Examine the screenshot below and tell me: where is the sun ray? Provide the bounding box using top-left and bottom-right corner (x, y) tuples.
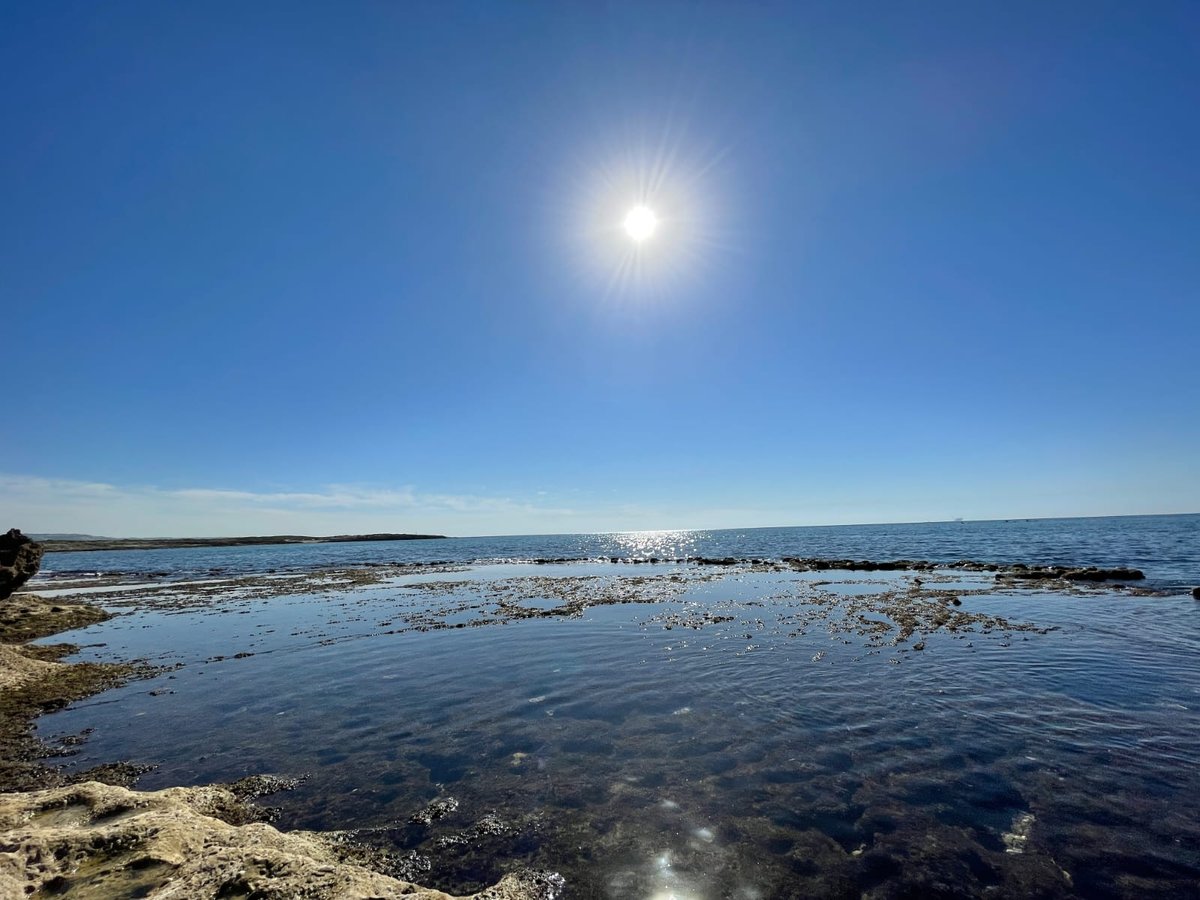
(552, 107), (737, 313)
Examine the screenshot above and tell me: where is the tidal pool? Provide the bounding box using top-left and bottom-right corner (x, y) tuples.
(33, 563), (1200, 898)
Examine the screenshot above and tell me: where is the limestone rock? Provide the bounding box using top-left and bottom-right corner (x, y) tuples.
(0, 781), (544, 899)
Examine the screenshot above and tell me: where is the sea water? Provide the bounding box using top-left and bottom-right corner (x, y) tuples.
(38, 513), (1200, 590)
(28, 515), (1200, 898)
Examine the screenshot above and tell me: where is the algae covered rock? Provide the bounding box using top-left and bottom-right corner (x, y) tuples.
(0, 529), (43, 600)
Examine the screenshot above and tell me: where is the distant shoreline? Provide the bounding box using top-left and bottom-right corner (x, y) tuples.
(40, 533), (447, 554)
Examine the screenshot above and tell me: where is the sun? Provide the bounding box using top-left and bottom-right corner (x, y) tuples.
(623, 205), (658, 242)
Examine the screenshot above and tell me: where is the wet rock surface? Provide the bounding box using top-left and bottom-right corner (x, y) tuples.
(412, 796), (461, 825)
(0, 593), (109, 645)
(0, 781), (549, 899)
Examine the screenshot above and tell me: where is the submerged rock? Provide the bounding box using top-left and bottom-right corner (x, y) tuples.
(0, 529), (43, 601)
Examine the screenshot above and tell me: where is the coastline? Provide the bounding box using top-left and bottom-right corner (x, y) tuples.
(4, 545), (1190, 897)
(39, 532), (448, 554)
(0, 591), (543, 899)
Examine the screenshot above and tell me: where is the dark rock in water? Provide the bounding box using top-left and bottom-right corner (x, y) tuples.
(75, 760), (155, 789)
(0, 529), (44, 600)
(997, 564), (1144, 582)
(409, 796), (459, 826)
(1062, 566), (1144, 581)
(1192, 587), (1200, 601)
(779, 556), (941, 573)
(226, 774), (306, 802)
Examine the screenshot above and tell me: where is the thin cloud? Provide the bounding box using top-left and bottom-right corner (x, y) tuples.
(0, 473), (578, 537)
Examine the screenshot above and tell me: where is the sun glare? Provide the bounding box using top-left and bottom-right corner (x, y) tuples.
(559, 125), (728, 304)
(623, 205), (658, 242)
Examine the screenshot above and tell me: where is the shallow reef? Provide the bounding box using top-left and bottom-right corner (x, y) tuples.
(8, 558), (1198, 898)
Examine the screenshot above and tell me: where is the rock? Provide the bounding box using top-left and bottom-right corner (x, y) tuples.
(410, 796), (459, 825)
(0, 529), (44, 601)
(0, 644), (58, 691)
(692, 556), (740, 566)
(1192, 587), (1200, 601)
(997, 564), (1145, 582)
(1061, 566), (1144, 582)
(0, 781), (545, 899)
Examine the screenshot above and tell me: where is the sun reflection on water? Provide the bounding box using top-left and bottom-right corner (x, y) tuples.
(646, 850), (706, 900)
(605, 529), (706, 560)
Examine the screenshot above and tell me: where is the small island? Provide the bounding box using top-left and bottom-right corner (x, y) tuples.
(39, 533), (447, 554)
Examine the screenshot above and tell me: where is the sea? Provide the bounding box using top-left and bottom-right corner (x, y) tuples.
(27, 514), (1200, 898)
(38, 514), (1200, 591)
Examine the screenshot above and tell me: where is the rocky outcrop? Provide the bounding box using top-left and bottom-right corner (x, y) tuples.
(0, 781), (545, 900)
(0, 529), (43, 601)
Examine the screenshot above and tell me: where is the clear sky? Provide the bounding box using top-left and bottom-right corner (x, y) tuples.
(3, 1), (1198, 537)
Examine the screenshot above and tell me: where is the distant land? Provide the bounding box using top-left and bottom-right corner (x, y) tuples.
(37, 533), (447, 553)
(28, 534), (109, 542)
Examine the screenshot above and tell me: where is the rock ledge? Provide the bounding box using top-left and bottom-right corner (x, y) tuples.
(0, 781), (543, 899)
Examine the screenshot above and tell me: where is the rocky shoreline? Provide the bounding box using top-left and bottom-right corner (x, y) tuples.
(0, 550), (1179, 898)
(0, 592), (545, 899)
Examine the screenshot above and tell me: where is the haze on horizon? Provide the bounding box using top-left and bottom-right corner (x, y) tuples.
(3, 2), (1198, 539)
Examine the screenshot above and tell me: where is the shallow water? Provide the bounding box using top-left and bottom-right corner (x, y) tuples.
(35, 561), (1200, 898)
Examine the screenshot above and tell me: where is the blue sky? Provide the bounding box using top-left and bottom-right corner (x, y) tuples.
(3, 1), (1198, 536)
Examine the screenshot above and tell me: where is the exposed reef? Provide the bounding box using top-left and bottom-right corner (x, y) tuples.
(21, 556), (1154, 652)
(530, 554), (1147, 583)
(782, 557), (1144, 582)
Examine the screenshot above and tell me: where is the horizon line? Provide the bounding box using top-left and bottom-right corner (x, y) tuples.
(33, 510), (1199, 544)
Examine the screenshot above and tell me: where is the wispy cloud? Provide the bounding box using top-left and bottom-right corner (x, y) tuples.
(0, 474), (582, 537)
(13, 471), (1167, 538)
